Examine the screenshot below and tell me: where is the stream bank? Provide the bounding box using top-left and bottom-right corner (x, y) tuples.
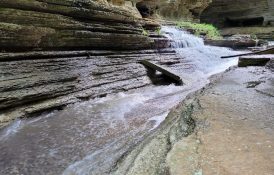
(110, 65), (274, 175)
(167, 66), (274, 175)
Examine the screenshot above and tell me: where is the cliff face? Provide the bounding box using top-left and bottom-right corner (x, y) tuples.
(0, 0), (182, 128)
(134, 0), (211, 21)
(201, 0), (274, 28)
(159, 0), (211, 21)
(0, 0), (158, 51)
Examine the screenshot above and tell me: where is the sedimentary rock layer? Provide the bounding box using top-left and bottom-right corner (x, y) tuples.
(0, 49), (187, 128)
(159, 0), (211, 21)
(134, 0), (211, 21)
(201, 0), (274, 28)
(0, 0), (158, 51)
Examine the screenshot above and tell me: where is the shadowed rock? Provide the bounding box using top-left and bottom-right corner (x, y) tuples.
(238, 55), (274, 67)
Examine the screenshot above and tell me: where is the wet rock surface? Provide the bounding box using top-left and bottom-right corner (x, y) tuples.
(205, 35), (265, 49)
(167, 67), (274, 175)
(110, 96), (197, 175)
(221, 27), (274, 40)
(238, 54), (274, 67)
(205, 39), (258, 49)
(108, 66), (274, 175)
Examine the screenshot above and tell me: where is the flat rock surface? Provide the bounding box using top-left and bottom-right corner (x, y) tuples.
(240, 54), (274, 59)
(167, 67), (274, 175)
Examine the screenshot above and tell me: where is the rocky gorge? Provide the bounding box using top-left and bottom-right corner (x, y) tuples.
(0, 0), (163, 127)
(0, 0), (274, 175)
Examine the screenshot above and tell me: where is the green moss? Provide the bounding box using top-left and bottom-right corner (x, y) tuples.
(0, 22), (22, 30)
(156, 27), (162, 35)
(142, 28), (149, 36)
(176, 21), (222, 40)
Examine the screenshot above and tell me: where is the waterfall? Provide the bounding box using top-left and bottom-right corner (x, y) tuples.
(269, 41), (274, 46)
(161, 26), (241, 77)
(161, 26), (204, 48)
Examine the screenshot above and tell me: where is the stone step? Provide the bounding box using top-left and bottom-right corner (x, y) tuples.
(238, 54), (274, 67)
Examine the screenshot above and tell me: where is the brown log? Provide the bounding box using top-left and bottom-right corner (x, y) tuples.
(140, 60), (183, 85)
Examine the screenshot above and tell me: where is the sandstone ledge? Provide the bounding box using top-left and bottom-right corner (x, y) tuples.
(0, 49), (182, 128)
(0, 0), (160, 51)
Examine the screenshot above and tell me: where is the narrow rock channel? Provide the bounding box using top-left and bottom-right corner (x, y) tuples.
(0, 27), (243, 174)
(1, 0), (274, 174)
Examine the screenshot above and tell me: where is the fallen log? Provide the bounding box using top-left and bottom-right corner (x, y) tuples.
(221, 47), (274, 59)
(140, 60), (183, 85)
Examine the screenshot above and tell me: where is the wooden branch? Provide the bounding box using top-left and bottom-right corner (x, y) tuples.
(221, 47), (274, 59)
(140, 60), (183, 85)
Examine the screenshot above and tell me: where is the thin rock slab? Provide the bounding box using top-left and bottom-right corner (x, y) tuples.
(238, 54), (274, 67)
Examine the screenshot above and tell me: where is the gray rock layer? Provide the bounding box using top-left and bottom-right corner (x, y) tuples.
(0, 49), (184, 128)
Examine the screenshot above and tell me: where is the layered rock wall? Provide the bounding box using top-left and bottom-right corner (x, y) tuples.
(0, 0), (166, 127)
(133, 0), (211, 21)
(0, 49), (186, 128)
(159, 0), (211, 21)
(201, 0), (274, 28)
(0, 0), (157, 51)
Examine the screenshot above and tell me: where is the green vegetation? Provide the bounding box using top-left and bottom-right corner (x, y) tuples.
(250, 34), (258, 40)
(176, 21), (222, 40)
(142, 28), (149, 36)
(142, 27), (163, 36)
(156, 27), (162, 35)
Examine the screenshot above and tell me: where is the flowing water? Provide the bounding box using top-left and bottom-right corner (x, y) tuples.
(269, 41), (274, 46)
(0, 26), (243, 175)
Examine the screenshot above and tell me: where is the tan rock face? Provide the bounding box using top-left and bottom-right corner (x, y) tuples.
(159, 0), (212, 21)
(133, 0), (211, 21)
(201, 0), (274, 28)
(0, 0), (158, 51)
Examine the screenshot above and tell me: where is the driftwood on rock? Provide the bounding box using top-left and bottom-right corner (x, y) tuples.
(221, 47), (274, 58)
(140, 60), (183, 85)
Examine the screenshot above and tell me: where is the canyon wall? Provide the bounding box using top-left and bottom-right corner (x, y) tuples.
(134, 0), (211, 21)
(0, 0), (178, 127)
(158, 0), (211, 21)
(0, 0), (158, 51)
(201, 0), (274, 28)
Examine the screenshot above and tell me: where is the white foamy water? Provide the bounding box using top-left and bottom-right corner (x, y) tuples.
(269, 41), (274, 46)
(148, 111), (170, 131)
(161, 26), (204, 48)
(0, 26), (244, 175)
(0, 120), (22, 140)
(161, 26), (241, 81)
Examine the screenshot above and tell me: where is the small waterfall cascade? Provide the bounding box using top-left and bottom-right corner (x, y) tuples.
(269, 41), (274, 46)
(161, 26), (241, 77)
(161, 26), (204, 48)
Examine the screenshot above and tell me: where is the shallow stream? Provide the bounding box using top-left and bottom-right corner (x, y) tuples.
(0, 26), (243, 175)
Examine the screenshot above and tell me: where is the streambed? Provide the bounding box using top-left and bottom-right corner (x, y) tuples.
(0, 27), (243, 175)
